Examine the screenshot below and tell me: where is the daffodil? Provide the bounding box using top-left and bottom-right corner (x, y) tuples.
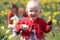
(44, 13), (48, 16)
(8, 34), (14, 40)
(52, 19), (57, 24)
(52, 2), (56, 10)
(44, 12), (51, 16)
(53, 12), (58, 16)
(40, 0), (46, 4)
(47, 0), (51, 3)
(1, 26), (5, 32)
(48, 16), (51, 20)
(5, 30), (11, 35)
(55, 0), (60, 2)
(13, 0), (18, 4)
(47, 5), (50, 9)
(57, 12), (60, 15)
(1, 10), (4, 13)
(5, 9), (9, 15)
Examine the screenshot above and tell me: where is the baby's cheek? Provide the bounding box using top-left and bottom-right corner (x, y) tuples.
(28, 12), (31, 16)
(35, 13), (39, 15)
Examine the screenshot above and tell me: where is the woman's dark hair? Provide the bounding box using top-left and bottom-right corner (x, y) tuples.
(10, 4), (18, 11)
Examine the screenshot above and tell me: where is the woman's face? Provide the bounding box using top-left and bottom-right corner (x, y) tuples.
(11, 8), (18, 15)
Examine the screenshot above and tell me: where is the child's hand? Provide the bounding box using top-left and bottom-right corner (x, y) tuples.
(20, 24), (29, 30)
(47, 20), (53, 26)
(11, 25), (15, 28)
(8, 24), (12, 28)
(8, 24), (15, 28)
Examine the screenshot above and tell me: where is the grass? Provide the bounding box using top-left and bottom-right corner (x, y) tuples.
(0, 16), (60, 40)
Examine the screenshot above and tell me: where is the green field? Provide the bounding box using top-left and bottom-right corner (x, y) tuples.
(0, 0), (60, 40)
(0, 15), (60, 40)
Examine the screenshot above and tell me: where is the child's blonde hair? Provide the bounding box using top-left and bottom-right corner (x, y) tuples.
(26, 0), (41, 10)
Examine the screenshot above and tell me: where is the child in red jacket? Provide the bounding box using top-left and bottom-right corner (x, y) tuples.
(15, 0), (52, 40)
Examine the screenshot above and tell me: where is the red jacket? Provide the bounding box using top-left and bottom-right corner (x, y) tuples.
(15, 17), (52, 38)
(8, 11), (13, 24)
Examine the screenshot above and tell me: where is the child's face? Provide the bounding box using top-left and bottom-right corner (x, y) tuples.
(26, 1), (41, 20)
(17, 11), (23, 17)
(17, 8), (25, 17)
(27, 7), (41, 20)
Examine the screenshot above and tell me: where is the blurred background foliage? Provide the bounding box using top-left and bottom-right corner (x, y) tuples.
(0, 0), (60, 40)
